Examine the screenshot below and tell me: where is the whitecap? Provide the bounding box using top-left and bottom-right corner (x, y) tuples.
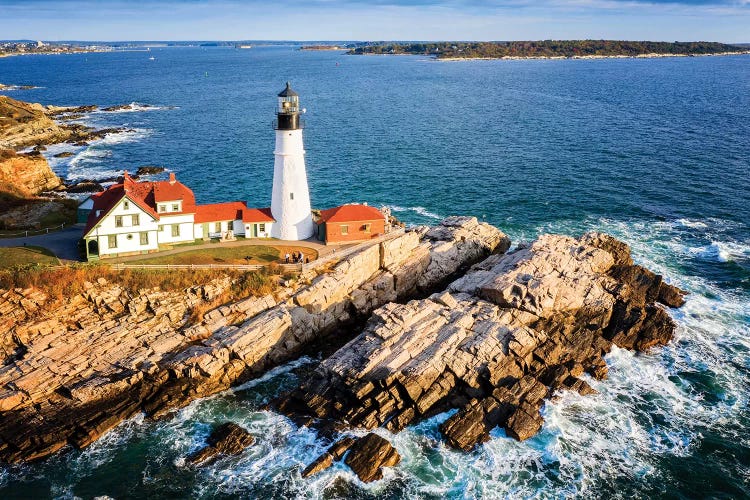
(386, 205), (444, 221)
(690, 240), (750, 263)
(675, 218), (708, 229)
(97, 102), (178, 114)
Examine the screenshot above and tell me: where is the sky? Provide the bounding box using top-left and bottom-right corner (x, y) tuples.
(0, 0), (748, 43)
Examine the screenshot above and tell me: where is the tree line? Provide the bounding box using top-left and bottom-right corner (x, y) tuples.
(347, 40), (747, 59)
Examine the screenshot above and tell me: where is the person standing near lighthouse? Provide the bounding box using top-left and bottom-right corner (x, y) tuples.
(270, 82), (314, 241)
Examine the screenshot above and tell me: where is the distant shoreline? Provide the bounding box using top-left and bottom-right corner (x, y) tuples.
(436, 51), (750, 61)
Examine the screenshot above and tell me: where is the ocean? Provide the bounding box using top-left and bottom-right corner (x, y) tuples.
(0, 46), (748, 499)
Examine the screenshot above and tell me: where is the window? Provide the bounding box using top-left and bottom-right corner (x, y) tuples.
(362, 223), (371, 233)
(171, 224), (180, 237)
(126, 234), (133, 240)
(172, 203), (179, 212)
(123, 201), (129, 210)
(259, 223), (266, 232)
(140, 232), (148, 245)
(108, 235), (117, 249)
(159, 205), (166, 213)
(215, 222), (221, 232)
(290, 193), (294, 200)
(115, 215), (123, 228)
(132, 214), (140, 226)
(340, 225), (349, 235)
(158, 225), (164, 232)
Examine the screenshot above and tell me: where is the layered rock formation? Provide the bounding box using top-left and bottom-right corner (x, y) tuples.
(0, 150), (61, 197)
(0, 217), (507, 463)
(0, 96), (66, 150)
(276, 232), (685, 476)
(187, 422), (255, 465)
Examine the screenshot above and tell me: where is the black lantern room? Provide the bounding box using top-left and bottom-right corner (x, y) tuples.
(276, 82), (300, 130)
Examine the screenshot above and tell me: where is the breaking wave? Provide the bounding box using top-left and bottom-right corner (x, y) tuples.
(1, 214), (748, 498)
(96, 102), (178, 114)
(48, 128), (153, 182)
(387, 205), (444, 222)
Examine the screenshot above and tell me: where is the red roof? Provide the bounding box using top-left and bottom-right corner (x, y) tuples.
(83, 172), (196, 236)
(194, 201), (247, 224)
(318, 204), (385, 224)
(83, 172), (276, 237)
(242, 207), (275, 223)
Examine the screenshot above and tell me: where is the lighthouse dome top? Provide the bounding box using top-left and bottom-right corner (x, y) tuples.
(278, 82), (299, 98)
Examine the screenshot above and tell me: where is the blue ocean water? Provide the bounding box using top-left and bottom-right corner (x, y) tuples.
(1, 46), (749, 499)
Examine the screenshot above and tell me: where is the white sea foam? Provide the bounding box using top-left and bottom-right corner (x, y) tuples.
(387, 205), (444, 221)
(2, 214), (747, 498)
(57, 128), (152, 181)
(96, 102), (178, 114)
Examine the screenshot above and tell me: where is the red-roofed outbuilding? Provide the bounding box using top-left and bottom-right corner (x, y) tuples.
(317, 204), (386, 244)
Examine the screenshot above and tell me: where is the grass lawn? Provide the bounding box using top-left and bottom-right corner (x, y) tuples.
(115, 244), (318, 265)
(0, 246), (59, 268)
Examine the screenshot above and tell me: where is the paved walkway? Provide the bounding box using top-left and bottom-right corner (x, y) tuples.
(111, 237), (349, 264)
(0, 225), (84, 261)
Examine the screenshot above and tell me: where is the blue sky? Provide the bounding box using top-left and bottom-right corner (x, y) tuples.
(0, 0), (748, 42)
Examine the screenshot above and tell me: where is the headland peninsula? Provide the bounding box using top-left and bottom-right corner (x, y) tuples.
(348, 40), (750, 59)
(0, 89), (687, 484)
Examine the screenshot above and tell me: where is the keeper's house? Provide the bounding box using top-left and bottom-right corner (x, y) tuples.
(317, 204), (386, 244)
(80, 172), (274, 260)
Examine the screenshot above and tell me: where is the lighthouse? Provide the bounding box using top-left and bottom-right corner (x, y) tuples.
(270, 82), (314, 241)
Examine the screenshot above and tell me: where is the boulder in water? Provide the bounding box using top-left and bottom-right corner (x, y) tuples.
(187, 422), (255, 465)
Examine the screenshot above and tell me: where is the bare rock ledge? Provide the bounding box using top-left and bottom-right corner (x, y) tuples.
(0, 217), (507, 463)
(276, 232), (685, 478)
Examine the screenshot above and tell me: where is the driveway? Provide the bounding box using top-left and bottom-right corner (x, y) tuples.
(0, 225), (84, 261)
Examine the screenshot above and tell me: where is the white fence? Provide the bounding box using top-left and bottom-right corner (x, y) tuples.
(0, 223), (68, 239)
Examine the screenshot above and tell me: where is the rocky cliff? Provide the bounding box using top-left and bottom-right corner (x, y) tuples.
(0, 150), (61, 197)
(0, 96), (68, 150)
(275, 232), (685, 479)
(0, 217), (508, 463)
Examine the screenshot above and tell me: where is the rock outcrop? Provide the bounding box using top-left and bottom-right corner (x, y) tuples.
(187, 422), (255, 465)
(277, 232), (685, 474)
(0, 96), (66, 150)
(344, 433), (401, 483)
(0, 150), (62, 197)
(1, 95), (130, 153)
(0, 217), (507, 463)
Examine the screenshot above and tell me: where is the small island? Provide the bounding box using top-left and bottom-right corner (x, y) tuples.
(348, 40), (750, 59)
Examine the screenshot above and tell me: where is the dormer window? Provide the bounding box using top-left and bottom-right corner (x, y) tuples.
(172, 203), (179, 212)
(159, 205), (166, 213)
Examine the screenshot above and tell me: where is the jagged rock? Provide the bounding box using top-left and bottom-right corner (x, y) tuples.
(187, 422), (254, 464)
(301, 435), (356, 478)
(0, 150), (61, 196)
(275, 232), (685, 456)
(343, 433), (400, 483)
(135, 165), (165, 176)
(0, 218), (506, 463)
(1, 96), (68, 149)
(302, 452), (333, 478)
(64, 180), (104, 193)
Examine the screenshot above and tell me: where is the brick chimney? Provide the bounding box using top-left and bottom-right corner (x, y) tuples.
(169, 172), (176, 184)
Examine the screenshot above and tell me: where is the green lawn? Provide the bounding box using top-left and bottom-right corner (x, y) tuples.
(0, 246), (59, 268)
(116, 245), (283, 265)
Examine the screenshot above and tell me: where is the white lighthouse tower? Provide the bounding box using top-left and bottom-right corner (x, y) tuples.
(270, 82), (314, 241)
